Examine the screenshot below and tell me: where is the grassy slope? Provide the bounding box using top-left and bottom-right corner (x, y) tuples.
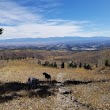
(0, 59), (110, 82)
(0, 59), (110, 110)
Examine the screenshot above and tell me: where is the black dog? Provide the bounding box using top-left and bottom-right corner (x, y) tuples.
(43, 72), (51, 80)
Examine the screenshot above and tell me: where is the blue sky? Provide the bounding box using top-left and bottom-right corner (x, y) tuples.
(0, 0), (110, 39)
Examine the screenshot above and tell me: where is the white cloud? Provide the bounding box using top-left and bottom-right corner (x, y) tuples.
(1, 22), (81, 39)
(0, 0), (41, 25)
(0, 0), (109, 39)
(3, 22), (107, 39)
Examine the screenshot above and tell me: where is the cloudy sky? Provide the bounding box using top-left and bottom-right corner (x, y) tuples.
(0, 0), (110, 39)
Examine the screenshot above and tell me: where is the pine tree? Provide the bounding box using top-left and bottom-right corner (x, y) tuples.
(86, 64), (92, 70)
(105, 60), (109, 67)
(84, 63), (87, 69)
(45, 61), (49, 66)
(53, 62), (57, 68)
(68, 62), (73, 68)
(0, 28), (3, 35)
(61, 62), (65, 68)
(38, 60), (41, 65)
(79, 62), (82, 68)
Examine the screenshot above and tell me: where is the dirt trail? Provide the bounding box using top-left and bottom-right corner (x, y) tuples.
(54, 73), (102, 110)
(55, 86), (90, 110)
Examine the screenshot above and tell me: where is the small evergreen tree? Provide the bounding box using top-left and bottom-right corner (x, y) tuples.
(53, 62), (57, 68)
(61, 62), (65, 68)
(105, 60), (109, 67)
(49, 62), (54, 67)
(38, 60), (41, 65)
(68, 62), (74, 68)
(68, 62), (77, 68)
(79, 62), (82, 68)
(73, 63), (77, 68)
(0, 28), (3, 35)
(42, 61), (50, 66)
(95, 64), (98, 68)
(84, 63), (92, 70)
(86, 64), (92, 70)
(84, 63), (87, 69)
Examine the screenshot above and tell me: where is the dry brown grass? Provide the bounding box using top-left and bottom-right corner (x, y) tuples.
(69, 82), (110, 110)
(0, 59), (110, 110)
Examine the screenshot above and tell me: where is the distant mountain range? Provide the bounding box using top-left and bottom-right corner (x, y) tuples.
(0, 36), (110, 44)
(0, 36), (110, 51)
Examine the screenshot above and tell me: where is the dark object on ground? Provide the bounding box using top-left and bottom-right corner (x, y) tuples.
(43, 72), (51, 80)
(27, 77), (39, 89)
